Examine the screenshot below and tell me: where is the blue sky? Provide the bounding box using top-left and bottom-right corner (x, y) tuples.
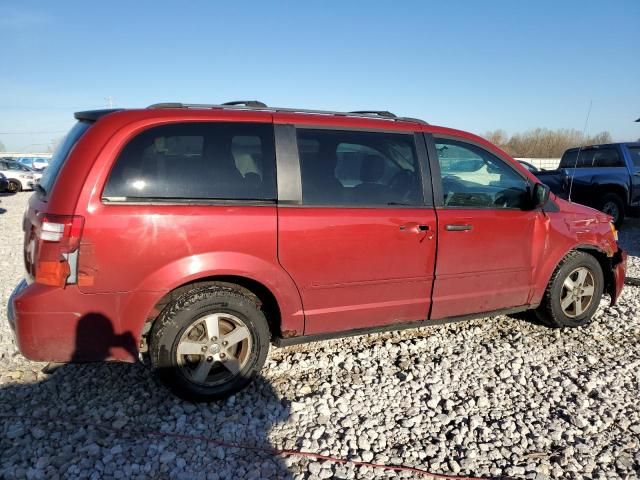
(1, 0), (639, 151)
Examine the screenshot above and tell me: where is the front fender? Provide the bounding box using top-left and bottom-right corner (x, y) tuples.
(529, 208), (618, 306)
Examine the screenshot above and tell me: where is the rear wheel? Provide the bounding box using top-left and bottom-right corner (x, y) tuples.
(149, 285), (270, 401)
(598, 192), (625, 227)
(535, 251), (604, 328)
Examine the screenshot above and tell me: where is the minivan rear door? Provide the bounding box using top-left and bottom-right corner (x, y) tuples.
(275, 122), (437, 336)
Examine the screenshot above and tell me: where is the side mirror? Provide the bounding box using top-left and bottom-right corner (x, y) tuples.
(532, 183), (550, 209)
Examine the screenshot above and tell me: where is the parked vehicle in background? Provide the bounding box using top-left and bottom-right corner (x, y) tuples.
(517, 160), (540, 172)
(533, 143), (640, 226)
(0, 172), (9, 193)
(8, 102), (626, 401)
(0, 159), (42, 192)
(17, 156), (50, 171)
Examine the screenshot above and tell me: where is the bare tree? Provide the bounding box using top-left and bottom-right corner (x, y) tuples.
(483, 128), (612, 158)
(484, 129), (509, 147)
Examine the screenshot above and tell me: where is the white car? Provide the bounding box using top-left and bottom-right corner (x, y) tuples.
(0, 159), (42, 192)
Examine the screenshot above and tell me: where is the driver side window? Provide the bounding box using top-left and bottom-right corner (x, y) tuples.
(434, 138), (529, 209)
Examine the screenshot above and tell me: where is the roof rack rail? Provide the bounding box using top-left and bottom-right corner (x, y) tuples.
(147, 103), (186, 109)
(349, 110), (396, 118)
(222, 100), (267, 108)
(395, 116), (429, 125)
(146, 102), (428, 125)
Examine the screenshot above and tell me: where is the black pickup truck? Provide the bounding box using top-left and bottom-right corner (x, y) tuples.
(534, 142), (640, 226)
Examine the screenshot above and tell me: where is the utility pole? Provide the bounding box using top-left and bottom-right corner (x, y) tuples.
(105, 96), (114, 108)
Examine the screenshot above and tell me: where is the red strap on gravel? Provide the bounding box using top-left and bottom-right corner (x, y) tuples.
(0, 414), (497, 479)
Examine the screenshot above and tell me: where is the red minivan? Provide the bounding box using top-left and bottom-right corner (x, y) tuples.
(8, 102), (627, 401)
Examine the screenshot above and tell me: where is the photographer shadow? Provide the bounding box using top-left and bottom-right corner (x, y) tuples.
(0, 313), (294, 479)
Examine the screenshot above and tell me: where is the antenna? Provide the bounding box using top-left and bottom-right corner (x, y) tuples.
(567, 100), (592, 203)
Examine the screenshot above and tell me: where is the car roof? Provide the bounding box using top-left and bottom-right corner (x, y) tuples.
(565, 142), (640, 152)
(75, 101), (499, 152)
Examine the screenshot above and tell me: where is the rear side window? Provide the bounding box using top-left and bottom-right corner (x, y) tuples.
(103, 122), (276, 201)
(628, 146), (640, 168)
(39, 121), (91, 196)
(296, 129), (423, 206)
(560, 147), (623, 168)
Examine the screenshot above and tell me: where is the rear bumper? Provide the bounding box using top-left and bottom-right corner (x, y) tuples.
(7, 279), (27, 332)
(7, 280), (138, 363)
(610, 248), (627, 304)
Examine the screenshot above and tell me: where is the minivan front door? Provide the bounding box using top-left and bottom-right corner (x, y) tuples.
(427, 136), (541, 319)
(276, 125), (437, 336)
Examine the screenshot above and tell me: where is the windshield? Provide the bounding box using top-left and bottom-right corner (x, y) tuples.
(38, 121), (91, 197)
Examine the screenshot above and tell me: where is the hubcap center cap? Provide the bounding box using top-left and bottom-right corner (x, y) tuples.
(209, 344), (220, 354)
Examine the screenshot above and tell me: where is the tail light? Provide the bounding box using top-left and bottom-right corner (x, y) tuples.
(33, 214), (84, 287)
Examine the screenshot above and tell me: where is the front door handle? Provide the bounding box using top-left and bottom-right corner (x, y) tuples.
(445, 224), (472, 231)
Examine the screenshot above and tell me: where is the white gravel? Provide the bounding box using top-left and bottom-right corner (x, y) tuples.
(1, 192), (639, 479)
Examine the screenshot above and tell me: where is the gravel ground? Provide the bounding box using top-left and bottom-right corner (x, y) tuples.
(1, 191), (639, 480)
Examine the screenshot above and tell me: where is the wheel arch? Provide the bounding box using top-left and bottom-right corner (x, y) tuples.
(595, 183), (628, 205)
(574, 245), (617, 303)
(534, 244), (616, 307)
(117, 252), (305, 356)
(140, 276), (284, 349)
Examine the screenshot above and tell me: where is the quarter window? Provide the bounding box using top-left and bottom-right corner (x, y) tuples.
(296, 129), (423, 206)
(103, 122), (276, 201)
(434, 139), (529, 209)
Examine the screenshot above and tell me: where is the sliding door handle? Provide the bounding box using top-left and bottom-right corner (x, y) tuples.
(400, 223), (430, 233)
(445, 224), (472, 231)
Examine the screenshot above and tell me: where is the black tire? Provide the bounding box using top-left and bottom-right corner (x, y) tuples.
(149, 285), (270, 401)
(598, 192), (625, 227)
(7, 180), (21, 193)
(535, 251), (604, 328)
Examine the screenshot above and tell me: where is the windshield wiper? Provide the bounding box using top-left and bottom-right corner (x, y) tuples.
(386, 202), (412, 206)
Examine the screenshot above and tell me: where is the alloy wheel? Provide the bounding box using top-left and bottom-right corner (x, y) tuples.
(176, 313), (252, 386)
(560, 267), (595, 318)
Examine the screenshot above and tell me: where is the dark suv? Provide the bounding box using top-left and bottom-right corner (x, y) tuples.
(8, 101), (626, 401)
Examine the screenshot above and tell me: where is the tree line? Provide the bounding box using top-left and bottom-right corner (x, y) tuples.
(483, 128), (612, 158)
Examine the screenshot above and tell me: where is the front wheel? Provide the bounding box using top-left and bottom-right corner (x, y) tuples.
(6, 180), (21, 193)
(149, 285), (270, 401)
(535, 251), (604, 328)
